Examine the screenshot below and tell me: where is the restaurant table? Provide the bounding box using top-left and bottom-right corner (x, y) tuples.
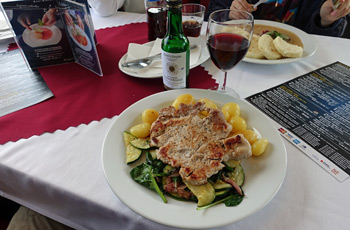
(1, 11), (350, 230)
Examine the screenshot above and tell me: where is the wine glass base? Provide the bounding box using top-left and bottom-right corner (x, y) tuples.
(209, 86), (240, 98)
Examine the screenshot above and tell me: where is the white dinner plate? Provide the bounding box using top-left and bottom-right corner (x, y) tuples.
(22, 24), (62, 48)
(102, 89), (287, 229)
(67, 25), (92, 52)
(118, 36), (210, 78)
(243, 20), (317, 64)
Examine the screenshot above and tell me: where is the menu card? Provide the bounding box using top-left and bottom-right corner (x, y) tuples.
(0, 49), (53, 117)
(0, 0), (102, 76)
(246, 62), (350, 182)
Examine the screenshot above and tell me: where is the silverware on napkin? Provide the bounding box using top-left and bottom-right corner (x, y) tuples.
(122, 44), (198, 69)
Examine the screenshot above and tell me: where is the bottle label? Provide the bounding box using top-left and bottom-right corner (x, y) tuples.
(162, 50), (187, 89)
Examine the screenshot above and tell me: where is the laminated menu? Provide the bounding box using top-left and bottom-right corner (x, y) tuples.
(246, 62), (350, 182)
(0, 0), (102, 76)
(0, 49), (53, 117)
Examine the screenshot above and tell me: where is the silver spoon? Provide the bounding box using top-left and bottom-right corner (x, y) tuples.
(122, 44), (198, 69)
(122, 53), (161, 68)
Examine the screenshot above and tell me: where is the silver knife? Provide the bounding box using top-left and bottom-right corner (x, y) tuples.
(121, 44), (198, 68)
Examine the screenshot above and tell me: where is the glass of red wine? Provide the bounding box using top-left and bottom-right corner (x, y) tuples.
(182, 3), (206, 37)
(206, 9), (254, 97)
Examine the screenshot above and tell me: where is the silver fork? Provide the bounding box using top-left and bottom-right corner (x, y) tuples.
(122, 44), (198, 69)
(253, 0), (269, 9)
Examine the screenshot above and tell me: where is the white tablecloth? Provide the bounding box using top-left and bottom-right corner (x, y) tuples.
(1, 11), (350, 230)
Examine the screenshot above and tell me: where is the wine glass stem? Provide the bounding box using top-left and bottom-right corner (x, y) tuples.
(218, 70), (227, 92)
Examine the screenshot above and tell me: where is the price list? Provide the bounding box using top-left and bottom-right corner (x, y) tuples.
(246, 62), (350, 181)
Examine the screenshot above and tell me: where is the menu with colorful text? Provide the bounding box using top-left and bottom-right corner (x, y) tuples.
(246, 62), (350, 182)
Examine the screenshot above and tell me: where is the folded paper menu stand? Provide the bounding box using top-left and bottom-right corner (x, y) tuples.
(0, 0), (103, 76)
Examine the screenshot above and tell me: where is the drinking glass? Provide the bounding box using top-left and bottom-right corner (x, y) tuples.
(206, 9), (254, 97)
(182, 3), (206, 37)
(146, 0), (167, 41)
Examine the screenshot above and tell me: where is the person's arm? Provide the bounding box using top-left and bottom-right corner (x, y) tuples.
(304, 0), (350, 37)
(42, 8), (57, 27)
(88, 0), (126, 17)
(17, 14), (32, 30)
(205, 0), (233, 20)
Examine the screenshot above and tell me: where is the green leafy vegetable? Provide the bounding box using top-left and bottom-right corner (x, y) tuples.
(38, 19), (44, 26)
(128, 142), (247, 209)
(265, 31), (290, 41)
(196, 190), (244, 210)
(224, 192), (244, 206)
(130, 152), (167, 203)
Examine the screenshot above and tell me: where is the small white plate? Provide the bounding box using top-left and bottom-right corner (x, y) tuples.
(22, 24), (62, 48)
(102, 89), (287, 229)
(243, 20), (317, 64)
(118, 36), (210, 78)
(67, 25), (92, 52)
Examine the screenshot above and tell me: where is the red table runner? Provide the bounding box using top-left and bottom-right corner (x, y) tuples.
(0, 22), (216, 145)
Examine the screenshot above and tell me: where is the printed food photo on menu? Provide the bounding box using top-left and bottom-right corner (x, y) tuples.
(64, 8), (92, 52)
(20, 8), (62, 48)
(2, 1), (74, 68)
(59, 0), (103, 76)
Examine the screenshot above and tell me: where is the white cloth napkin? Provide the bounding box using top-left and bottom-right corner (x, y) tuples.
(124, 38), (201, 75)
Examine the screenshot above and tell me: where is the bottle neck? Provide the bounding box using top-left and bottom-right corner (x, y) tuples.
(167, 4), (183, 35)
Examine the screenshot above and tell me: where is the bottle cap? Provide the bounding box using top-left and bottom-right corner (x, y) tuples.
(166, 0), (182, 7)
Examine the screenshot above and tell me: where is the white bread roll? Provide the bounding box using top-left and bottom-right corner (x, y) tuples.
(246, 34), (265, 59)
(273, 36), (303, 58)
(220, 26), (250, 39)
(258, 34), (282, 60)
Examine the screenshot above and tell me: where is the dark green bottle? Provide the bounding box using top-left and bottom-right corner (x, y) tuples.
(161, 0), (190, 90)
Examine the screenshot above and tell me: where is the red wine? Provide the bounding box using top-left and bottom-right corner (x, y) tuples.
(183, 20), (201, 37)
(147, 7), (167, 41)
(207, 33), (249, 71)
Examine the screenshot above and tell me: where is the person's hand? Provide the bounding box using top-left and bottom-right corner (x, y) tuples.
(17, 14), (31, 30)
(84, 14), (90, 29)
(229, 0), (254, 18)
(42, 8), (57, 26)
(76, 14), (84, 30)
(320, 0), (350, 27)
(64, 10), (74, 26)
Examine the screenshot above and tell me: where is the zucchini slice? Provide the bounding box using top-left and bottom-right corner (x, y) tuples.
(228, 164), (245, 186)
(183, 181), (215, 207)
(123, 131), (142, 164)
(224, 159), (240, 169)
(126, 145), (142, 164)
(130, 138), (151, 150)
(213, 179), (232, 191)
(215, 189), (229, 198)
(123, 131), (137, 146)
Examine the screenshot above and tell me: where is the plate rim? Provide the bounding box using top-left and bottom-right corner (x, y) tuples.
(101, 89), (287, 229)
(243, 19), (317, 64)
(118, 37), (210, 79)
